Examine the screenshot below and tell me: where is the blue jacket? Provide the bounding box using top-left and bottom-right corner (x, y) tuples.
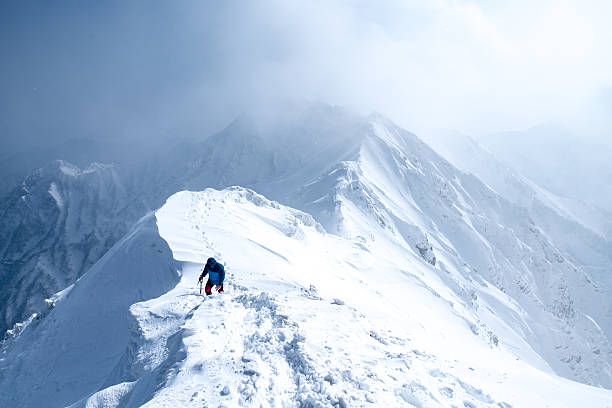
(201, 258), (225, 285)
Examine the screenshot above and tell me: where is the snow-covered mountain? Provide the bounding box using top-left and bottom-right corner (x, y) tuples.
(426, 130), (612, 240)
(1, 104), (612, 407)
(478, 123), (612, 211)
(0, 160), (149, 335)
(0, 140), (201, 335)
(183, 107), (612, 386)
(424, 130), (612, 328)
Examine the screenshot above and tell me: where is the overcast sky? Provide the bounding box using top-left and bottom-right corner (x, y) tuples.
(1, 0), (611, 151)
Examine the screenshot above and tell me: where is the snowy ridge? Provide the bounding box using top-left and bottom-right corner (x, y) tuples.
(479, 124), (612, 211)
(65, 188), (612, 407)
(425, 129), (612, 240)
(259, 113), (612, 388)
(0, 213), (179, 408)
(349, 118), (612, 387)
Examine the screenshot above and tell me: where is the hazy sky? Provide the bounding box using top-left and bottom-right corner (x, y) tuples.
(1, 0), (611, 152)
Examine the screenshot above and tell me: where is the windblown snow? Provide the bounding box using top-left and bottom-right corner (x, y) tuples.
(1, 105), (612, 407)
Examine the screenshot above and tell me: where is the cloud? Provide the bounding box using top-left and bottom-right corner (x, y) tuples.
(177, 0), (612, 135)
(1, 0), (611, 146)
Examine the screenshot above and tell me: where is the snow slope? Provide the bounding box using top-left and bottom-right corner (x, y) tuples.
(0, 212), (179, 408)
(348, 118), (612, 387)
(28, 187), (612, 407)
(424, 129), (612, 239)
(424, 130), (612, 339)
(479, 123), (612, 211)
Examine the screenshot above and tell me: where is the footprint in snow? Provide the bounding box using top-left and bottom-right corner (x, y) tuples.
(396, 381), (440, 408)
(429, 368), (447, 378)
(457, 379), (494, 404)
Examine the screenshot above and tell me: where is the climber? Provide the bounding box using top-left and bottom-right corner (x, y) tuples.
(198, 257), (225, 295)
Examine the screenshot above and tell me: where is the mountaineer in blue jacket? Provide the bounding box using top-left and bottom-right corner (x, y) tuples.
(198, 257), (225, 295)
